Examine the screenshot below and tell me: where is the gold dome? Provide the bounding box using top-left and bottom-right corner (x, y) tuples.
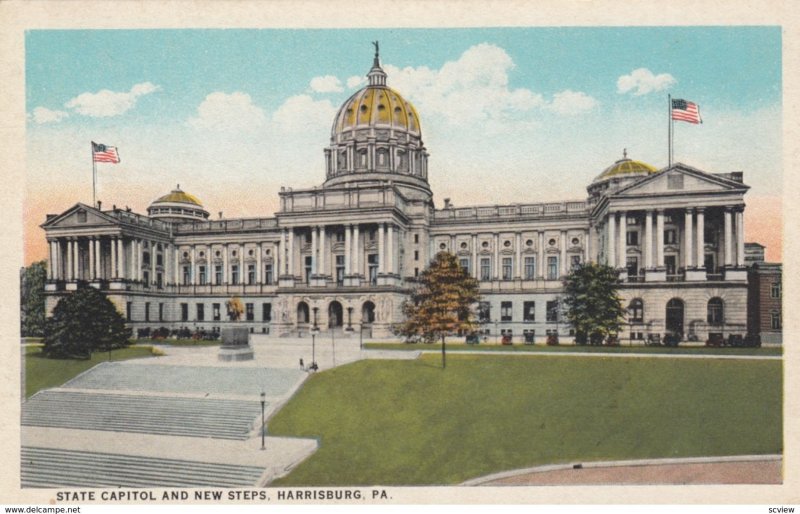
(332, 86), (421, 136)
(152, 186), (203, 207)
(594, 156), (657, 182)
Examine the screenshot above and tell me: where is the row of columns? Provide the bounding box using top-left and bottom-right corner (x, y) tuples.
(176, 242), (280, 286)
(328, 141), (428, 178)
(47, 236), (161, 283)
(606, 206), (745, 270)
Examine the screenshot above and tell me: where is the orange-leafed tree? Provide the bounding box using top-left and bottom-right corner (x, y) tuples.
(395, 251), (481, 368)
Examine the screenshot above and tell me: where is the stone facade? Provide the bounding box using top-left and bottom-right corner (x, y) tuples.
(42, 52), (753, 343)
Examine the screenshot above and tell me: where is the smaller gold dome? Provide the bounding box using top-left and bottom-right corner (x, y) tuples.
(152, 186), (203, 207)
(594, 156), (657, 182)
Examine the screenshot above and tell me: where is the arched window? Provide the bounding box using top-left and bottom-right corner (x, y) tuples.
(629, 298), (644, 323)
(297, 302), (310, 324)
(707, 297), (724, 325)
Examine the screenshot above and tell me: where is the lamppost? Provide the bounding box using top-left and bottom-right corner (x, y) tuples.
(311, 329), (317, 368)
(331, 324), (336, 367)
(260, 391), (266, 451)
(359, 323), (364, 351)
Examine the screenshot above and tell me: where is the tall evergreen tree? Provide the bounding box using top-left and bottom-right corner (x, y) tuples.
(562, 262), (625, 345)
(21, 261), (47, 337)
(43, 287), (130, 359)
(395, 252), (481, 368)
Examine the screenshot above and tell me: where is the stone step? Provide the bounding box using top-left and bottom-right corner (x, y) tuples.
(22, 447), (264, 488)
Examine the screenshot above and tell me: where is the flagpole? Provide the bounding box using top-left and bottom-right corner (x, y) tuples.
(667, 94), (672, 167)
(91, 141), (97, 208)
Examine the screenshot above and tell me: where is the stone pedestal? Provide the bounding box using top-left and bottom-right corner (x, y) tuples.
(218, 326), (254, 361)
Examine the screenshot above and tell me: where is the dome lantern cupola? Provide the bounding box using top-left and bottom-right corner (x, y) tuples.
(587, 150), (659, 205)
(323, 43), (431, 201)
(147, 184), (210, 223)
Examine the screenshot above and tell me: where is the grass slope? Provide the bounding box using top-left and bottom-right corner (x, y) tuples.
(269, 354), (782, 486)
(24, 345), (156, 398)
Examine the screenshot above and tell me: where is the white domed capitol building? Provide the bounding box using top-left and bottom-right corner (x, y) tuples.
(41, 48), (751, 343)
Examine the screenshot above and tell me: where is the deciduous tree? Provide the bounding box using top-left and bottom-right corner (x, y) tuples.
(395, 252), (481, 368)
(21, 261), (47, 337)
(562, 262), (625, 345)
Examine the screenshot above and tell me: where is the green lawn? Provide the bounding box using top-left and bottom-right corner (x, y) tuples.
(269, 353), (782, 486)
(364, 341), (783, 356)
(24, 345), (158, 398)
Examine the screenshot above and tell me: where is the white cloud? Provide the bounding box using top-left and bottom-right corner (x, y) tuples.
(346, 75), (366, 89)
(30, 107), (69, 124)
(309, 75), (344, 93)
(272, 94), (337, 133)
(617, 68), (676, 96)
(64, 82), (160, 117)
(187, 91), (267, 131)
(546, 90), (598, 115)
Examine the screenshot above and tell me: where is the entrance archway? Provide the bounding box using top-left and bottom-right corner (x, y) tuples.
(328, 301), (343, 328)
(665, 298), (684, 337)
(362, 301), (376, 324)
(296, 302), (310, 324)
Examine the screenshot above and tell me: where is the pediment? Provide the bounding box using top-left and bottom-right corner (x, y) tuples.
(41, 203), (121, 229)
(613, 163), (749, 198)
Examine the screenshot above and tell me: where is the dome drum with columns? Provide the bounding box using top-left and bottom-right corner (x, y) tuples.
(40, 44), (765, 344)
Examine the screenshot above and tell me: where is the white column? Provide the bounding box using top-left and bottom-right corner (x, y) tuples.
(137, 239), (144, 281)
(73, 240), (79, 280)
(684, 209), (694, 268)
(696, 209), (705, 269)
(471, 234), (478, 279)
(515, 232), (522, 278)
(288, 229), (294, 277)
(174, 244), (180, 284)
(239, 245), (244, 283)
(607, 213), (616, 267)
(88, 238), (95, 280)
(618, 212), (627, 269)
(724, 208), (733, 267)
(257, 243), (263, 283)
(645, 211), (653, 269)
(345, 225), (352, 276)
(96, 239), (103, 279)
(118, 238), (124, 279)
(493, 233), (499, 279)
(223, 244), (229, 283)
(537, 231), (544, 278)
(378, 223), (385, 274)
(319, 226), (326, 276)
(66, 240), (73, 280)
(46, 241), (53, 279)
(560, 230), (567, 276)
(585, 227), (591, 263)
(52, 241), (59, 280)
(656, 210), (665, 268)
(311, 226), (318, 275)
(387, 224), (394, 274)
(279, 231), (285, 275)
(353, 225), (360, 276)
(736, 208), (745, 266)
(151, 242), (157, 285)
(110, 238), (117, 279)
(190, 246), (196, 285)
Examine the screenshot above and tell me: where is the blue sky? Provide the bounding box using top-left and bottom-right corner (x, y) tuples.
(25, 27), (782, 262)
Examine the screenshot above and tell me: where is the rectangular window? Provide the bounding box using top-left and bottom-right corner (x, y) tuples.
(704, 253), (715, 273)
(570, 255), (581, 270)
(213, 303), (221, 321)
(143, 271), (150, 288)
(523, 301), (535, 322)
(665, 255), (677, 276)
(626, 231), (639, 246)
(414, 267), (419, 277)
(626, 256), (639, 277)
(144, 302), (150, 322)
(214, 265), (222, 285)
(247, 264), (256, 285)
(368, 254), (378, 285)
(336, 255), (345, 285)
(158, 303), (164, 322)
(183, 266), (191, 285)
(126, 301), (132, 322)
(304, 256), (312, 284)
(546, 300), (559, 322)
(480, 258), (491, 281)
(500, 301), (512, 322)
(199, 265), (206, 285)
(156, 253), (163, 266)
(459, 257), (470, 273)
(627, 217), (638, 226)
(547, 256), (559, 280)
(231, 265), (239, 285)
(664, 230), (677, 245)
(478, 301), (491, 323)
(180, 303), (188, 322)
(414, 250), (419, 261)
(196, 303), (204, 322)
(246, 303), (254, 321)
(771, 311), (782, 330)
(771, 281), (781, 299)
(502, 258), (512, 280)
(262, 303), (272, 322)
(335, 231), (345, 243)
(156, 273), (163, 289)
(524, 257), (536, 280)
(414, 234), (419, 244)
(264, 263), (273, 285)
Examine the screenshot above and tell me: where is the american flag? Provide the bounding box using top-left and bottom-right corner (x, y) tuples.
(671, 99), (702, 124)
(92, 142), (121, 163)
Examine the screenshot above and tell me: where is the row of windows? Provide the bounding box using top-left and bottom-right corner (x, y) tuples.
(182, 264), (275, 286)
(457, 255), (580, 281)
(476, 301), (561, 323)
(628, 297), (726, 324)
(179, 302), (272, 323)
(621, 228), (722, 246)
